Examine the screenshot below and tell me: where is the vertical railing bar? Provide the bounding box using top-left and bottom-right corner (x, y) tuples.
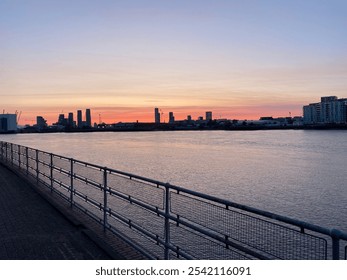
(331, 229), (341, 260)
(26, 147), (29, 174)
(103, 167), (108, 231)
(164, 183), (171, 260)
(10, 143), (13, 165)
(18, 144), (21, 168)
(36, 149), (39, 184)
(50, 153), (54, 193)
(70, 158), (74, 207)
(0, 142), (2, 159)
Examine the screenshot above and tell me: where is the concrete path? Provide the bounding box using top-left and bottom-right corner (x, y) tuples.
(0, 164), (113, 260)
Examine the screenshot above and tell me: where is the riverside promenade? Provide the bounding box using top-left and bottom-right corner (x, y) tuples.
(0, 164), (144, 260)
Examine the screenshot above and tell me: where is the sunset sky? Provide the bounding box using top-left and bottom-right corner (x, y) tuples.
(1, 0), (347, 125)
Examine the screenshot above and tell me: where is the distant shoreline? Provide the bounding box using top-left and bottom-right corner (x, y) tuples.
(2, 123), (347, 135)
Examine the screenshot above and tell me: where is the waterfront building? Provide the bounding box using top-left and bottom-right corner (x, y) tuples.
(154, 108), (160, 124)
(36, 116), (47, 130)
(169, 112), (175, 124)
(68, 113), (74, 127)
(77, 110), (82, 128)
(303, 96), (347, 125)
(57, 114), (67, 126)
(187, 115), (192, 122)
(0, 114), (17, 132)
(86, 109), (92, 128)
(206, 111), (212, 121)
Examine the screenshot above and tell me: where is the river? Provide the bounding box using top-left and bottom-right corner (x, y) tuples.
(1, 130), (346, 232)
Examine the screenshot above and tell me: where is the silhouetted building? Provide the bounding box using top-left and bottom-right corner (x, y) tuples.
(36, 116), (47, 130)
(187, 115), (192, 122)
(154, 108), (160, 124)
(57, 114), (67, 126)
(0, 114), (17, 132)
(86, 109), (91, 127)
(169, 112), (175, 124)
(68, 112), (74, 127)
(77, 110), (82, 128)
(206, 111), (212, 121)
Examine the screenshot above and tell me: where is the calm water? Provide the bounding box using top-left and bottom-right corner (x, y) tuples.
(1, 130), (347, 232)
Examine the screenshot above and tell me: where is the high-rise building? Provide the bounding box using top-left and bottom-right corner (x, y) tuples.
(303, 96), (347, 124)
(169, 112), (175, 124)
(154, 108), (160, 124)
(68, 112), (74, 127)
(57, 114), (65, 125)
(86, 109), (91, 127)
(77, 110), (82, 128)
(206, 111), (212, 121)
(0, 114), (17, 132)
(36, 116), (47, 130)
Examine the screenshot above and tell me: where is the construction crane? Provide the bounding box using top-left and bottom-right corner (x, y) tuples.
(160, 109), (165, 123)
(16, 111), (22, 124)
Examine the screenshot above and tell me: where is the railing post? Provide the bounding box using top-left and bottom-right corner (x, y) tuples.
(10, 143), (13, 165)
(0, 142), (3, 160)
(50, 153), (54, 193)
(18, 145), (21, 168)
(164, 183), (171, 260)
(25, 147), (29, 174)
(103, 167), (108, 232)
(70, 159), (74, 207)
(331, 229), (341, 260)
(5, 142), (8, 161)
(36, 149), (39, 184)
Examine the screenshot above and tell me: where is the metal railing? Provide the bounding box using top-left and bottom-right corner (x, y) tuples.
(1, 141), (347, 260)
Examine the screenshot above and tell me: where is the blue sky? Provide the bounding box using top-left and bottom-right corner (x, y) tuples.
(1, 0), (347, 123)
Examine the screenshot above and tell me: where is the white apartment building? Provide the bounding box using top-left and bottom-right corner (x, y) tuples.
(303, 96), (347, 125)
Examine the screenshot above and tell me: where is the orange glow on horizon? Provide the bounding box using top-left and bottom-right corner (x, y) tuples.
(16, 104), (303, 126)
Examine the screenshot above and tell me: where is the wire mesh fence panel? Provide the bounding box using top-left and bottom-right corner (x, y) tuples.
(107, 193), (165, 239)
(28, 148), (36, 161)
(169, 223), (251, 260)
(27, 157), (37, 177)
(52, 180), (70, 200)
(18, 146), (25, 168)
(107, 172), (165, 210)
(37, 151), (51, 184)
(73, 177), (104, 206)
(11, 145), (20, 166)
(73, 162), (103, 186)
(52, 156), (71, 172)
(170, 191), (327, 259)
(108, 212), (165, 259)
(73, 193), (104, 221)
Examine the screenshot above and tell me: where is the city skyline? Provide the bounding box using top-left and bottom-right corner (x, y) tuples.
(2, 0), (347, 125)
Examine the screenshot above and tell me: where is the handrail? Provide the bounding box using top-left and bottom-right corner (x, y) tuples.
(1, 140), (346, 260)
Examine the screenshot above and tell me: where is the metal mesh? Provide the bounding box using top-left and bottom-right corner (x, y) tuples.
(108, 172), (165, 209)
(170, 192), (327, 259)
(52, 156), (70, 172)
(108, 213), (165, 259)
(28, 148), (36, 160)
(107, 193), (165, 238)
(169, 223), (250, 260)
(73, 162), (103, 186)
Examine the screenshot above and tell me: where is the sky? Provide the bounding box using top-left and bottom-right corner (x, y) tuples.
(1, 0), (347, 125)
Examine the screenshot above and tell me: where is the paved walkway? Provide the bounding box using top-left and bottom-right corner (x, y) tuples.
(0, 164), (115, 260)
